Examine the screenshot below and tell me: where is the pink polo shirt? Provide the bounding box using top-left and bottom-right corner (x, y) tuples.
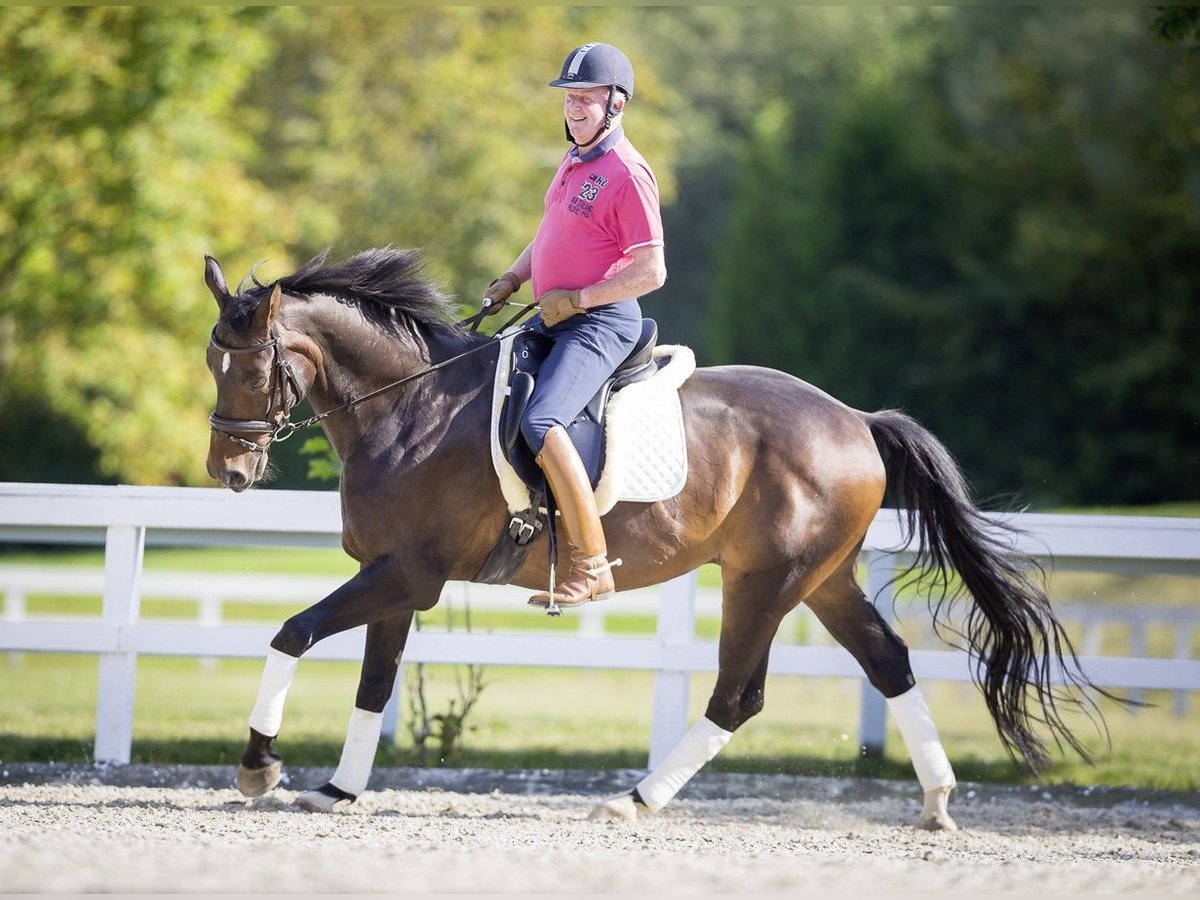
(530, 131), (664, 299)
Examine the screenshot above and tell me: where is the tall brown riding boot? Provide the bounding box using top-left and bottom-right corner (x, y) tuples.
(528, 426), (620, 609)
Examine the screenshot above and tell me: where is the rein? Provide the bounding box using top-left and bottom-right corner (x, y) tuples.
(209, 302), (537, 453)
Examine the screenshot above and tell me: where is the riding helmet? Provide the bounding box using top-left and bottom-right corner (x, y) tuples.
(549, 42), (635, 100)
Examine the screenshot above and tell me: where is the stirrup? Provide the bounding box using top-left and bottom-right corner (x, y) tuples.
(529, 558), (622, 614)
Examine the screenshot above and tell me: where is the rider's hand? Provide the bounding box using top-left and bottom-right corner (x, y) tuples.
(482, 271), (521, 314)
(538, 289), (583, 327)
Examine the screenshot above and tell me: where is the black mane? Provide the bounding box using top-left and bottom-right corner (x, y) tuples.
(232, 247), (461, 338)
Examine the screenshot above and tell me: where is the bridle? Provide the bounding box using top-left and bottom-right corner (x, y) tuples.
(208, 301), (538, 454)
(208, 324), (306, 453)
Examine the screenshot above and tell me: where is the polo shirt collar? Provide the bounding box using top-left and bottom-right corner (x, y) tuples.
(569, 125), (625, 164)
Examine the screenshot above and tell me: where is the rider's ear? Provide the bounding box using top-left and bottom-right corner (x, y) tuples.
(205, 255), (231, 309)
(252, 282), (282, 335)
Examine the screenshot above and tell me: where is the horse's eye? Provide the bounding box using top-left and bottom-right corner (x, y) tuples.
(251, 377), (268, 390)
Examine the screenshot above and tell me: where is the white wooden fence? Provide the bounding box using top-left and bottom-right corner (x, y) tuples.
(5, 566), (1197, 712)
(2, 482), (1199, 768)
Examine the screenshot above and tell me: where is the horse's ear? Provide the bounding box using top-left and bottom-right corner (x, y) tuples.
(253, 282), (282, 334)
(204, 255), (230, 309)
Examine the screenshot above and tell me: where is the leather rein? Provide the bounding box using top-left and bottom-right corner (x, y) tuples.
(208, 302), (537, 453)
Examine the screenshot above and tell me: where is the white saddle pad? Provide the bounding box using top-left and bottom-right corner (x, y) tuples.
(489, 330), (695, 516)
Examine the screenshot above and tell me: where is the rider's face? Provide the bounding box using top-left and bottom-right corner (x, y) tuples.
(562, 86), (617, 147)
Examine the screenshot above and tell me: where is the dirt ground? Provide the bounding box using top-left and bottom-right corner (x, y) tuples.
(1, 763), (1197, 894)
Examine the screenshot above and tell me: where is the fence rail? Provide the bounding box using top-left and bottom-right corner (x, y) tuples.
(2, 481), (1199, 767)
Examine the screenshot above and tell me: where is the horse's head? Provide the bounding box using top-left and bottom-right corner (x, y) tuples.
(203, 255), (307, 492)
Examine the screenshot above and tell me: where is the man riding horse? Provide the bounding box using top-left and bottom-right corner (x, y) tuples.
(210, 40), (1118, 826)
(481, 42), (667, 609)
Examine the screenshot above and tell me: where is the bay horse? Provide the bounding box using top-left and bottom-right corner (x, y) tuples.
(204, 247), (1108, 829)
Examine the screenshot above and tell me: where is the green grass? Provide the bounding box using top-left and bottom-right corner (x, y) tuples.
(0, 544), (361, 577)
(1, 652), (1195, 793)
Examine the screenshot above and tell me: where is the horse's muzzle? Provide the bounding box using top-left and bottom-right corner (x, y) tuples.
(208, 444), (262, 493)
(220, 469), (251, 492)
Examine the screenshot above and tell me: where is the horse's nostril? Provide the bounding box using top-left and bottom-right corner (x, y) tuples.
(223, 470), (248, 490)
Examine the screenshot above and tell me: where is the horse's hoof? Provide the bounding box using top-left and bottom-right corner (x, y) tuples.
(914, 785), (958, 831)
(588, 792), (642, 823)
(915, 810), (958, 831)
(237, 760), (283, 798)
(294, 783), (356, 814)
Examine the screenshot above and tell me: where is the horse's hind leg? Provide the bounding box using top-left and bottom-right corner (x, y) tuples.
(293, 612), (415, 813)
(804, 555), (958, 830)
(591, 566), (791, 822)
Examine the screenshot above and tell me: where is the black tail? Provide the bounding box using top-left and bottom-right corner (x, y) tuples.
(866, 408), (1112, 772)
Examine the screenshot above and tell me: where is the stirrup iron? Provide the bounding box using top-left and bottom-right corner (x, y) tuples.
(545, 559), (561, 617)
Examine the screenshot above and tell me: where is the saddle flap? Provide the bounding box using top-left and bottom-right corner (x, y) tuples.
(503, 371), (535, 460)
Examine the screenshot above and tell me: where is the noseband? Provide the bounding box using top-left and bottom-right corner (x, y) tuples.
(208, 325), (305, 453)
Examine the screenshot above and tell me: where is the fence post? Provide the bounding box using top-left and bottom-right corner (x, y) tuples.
(4, 584), (27, 622)
(1128, 619), (1147, 708)
(859, 549), (895, 757)
(197, 589), (222, 671)
(94, 524), (145, 764)
(648, 570), (697, 769)
(577, 602), (606, 638)
(1175, 622), (1192, 718)
(3, 582), (27, 667)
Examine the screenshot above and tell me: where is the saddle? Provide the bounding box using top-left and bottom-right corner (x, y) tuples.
(474, 318), (671, 585)
(498, 317), (661, 492)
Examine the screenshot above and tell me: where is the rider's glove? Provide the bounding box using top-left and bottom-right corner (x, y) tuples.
(482, 271), (522, 313)
(537, 288), (584, 328)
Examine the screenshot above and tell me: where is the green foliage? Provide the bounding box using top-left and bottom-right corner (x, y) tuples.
(299, 436), (339, 484)
(710, 8), (1200, 506)
(240, 7), (678, 309)
(0, 8), (672, 486)
(0, 8), (297, 485)
(2, 7), (1197, 507)
(1153, 6), (1200, 48)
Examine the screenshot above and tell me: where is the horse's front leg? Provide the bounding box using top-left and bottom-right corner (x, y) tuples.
(236, 557), (421, 799)
(293, 612), (415, 813)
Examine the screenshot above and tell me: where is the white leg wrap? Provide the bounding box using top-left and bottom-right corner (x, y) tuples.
(247, 646), (299, 736)
(329, 707), (382, 797)
(636, 717), (733, 812)
(887, 685), (956, 791)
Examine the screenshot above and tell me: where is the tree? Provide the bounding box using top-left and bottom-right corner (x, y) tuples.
(216, 8), (690, 488)
(919, 8), (1200, 503)
(0, 8), (295, 484)
(710, 7), (1200, 505)
(0, 8), (681, 487)
(239, 8), (678, 308)
(1153, 6), (1200, 48)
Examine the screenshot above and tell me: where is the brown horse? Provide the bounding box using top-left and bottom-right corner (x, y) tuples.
(204, 247), (1108, 829)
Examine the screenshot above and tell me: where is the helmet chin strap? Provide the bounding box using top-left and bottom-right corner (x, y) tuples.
(565, 85), (619, 149)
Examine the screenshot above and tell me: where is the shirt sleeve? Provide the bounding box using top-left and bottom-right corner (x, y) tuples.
(609, 169), (664, 254)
